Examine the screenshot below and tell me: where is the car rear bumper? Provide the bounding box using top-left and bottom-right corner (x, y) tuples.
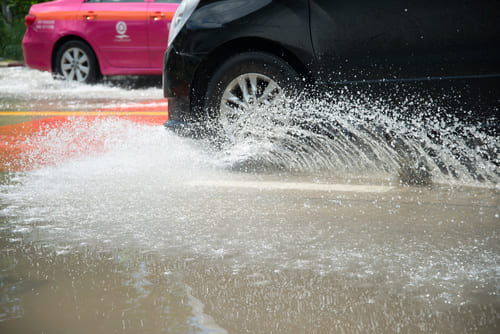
(22, 31), (53, 72)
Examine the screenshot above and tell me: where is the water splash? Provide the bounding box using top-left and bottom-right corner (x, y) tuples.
(2, 70), (498, 332)
(211, 94), (498, 187)
(0, 110), (497, 312)
(0, 67), (161, 111)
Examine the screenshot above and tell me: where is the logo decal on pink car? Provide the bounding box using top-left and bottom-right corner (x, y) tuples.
(35, 20), (55, 30)
(115, 21), (130, 42)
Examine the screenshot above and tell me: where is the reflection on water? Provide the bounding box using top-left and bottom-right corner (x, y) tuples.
(0, 68), (498, 333)
(0, 179), (498, 333)
(0, 240), (224, 333)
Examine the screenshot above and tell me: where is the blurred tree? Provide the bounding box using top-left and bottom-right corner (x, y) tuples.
(2, 0), (40, 21)
(1, 0), (44, 59)
(1, 0), (14, 24)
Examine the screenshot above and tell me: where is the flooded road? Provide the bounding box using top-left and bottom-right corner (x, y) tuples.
(0, 66), (162, 111)
(0, 67), (498, 333)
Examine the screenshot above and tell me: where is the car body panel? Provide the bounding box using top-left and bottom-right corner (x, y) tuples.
(182, 0), (311, 58)
(163, 0), (500, 126)
(310, 0), (500, 83)
(148, 2), (176, 70)
(78, 3), (151, 69)
(22, 0), (178, 76)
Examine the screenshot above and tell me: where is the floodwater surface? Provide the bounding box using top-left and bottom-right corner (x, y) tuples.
(0, 67), (498, 333)
(0, 67), (162, 111)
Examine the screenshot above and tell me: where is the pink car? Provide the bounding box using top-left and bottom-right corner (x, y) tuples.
(23, 0), (179, 83)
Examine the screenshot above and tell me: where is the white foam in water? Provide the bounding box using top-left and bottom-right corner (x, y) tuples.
(189, 179), (393, 193)
(0, 95), (497, 311)
(213, 95), (498, 187)
(1, 98), (497, 228)
(0, 67), (162, 110)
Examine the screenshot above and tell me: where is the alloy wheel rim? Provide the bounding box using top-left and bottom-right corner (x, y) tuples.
(220, 73), (282, 119)
(61, 47), (90, 82)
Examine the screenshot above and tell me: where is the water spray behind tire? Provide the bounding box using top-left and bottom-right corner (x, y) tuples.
(212, 94), (498, 187)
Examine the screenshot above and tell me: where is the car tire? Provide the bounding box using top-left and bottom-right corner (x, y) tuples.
(55, 40), (99, 84)
(203, 51), (302, 125)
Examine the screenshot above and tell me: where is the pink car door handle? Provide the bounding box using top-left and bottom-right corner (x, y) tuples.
(83, 11), (96, 20)
(150, 12), (165, 21)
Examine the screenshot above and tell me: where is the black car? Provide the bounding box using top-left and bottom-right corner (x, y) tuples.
(163, 0), (500, 133)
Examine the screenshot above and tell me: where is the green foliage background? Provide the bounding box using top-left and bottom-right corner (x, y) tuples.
(1, 0), (44, 60)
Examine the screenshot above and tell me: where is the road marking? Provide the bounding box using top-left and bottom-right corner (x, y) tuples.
(0, 111), (169, 116)
(189, 180), (394, 193)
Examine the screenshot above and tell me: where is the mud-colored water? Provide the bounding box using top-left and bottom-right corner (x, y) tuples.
(0, 67), (498, 333)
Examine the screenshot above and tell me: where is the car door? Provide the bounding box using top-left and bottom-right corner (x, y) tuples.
(309, 0), (500, 83)
(80, 0), (150, 69)
(146, 0), (179, 70)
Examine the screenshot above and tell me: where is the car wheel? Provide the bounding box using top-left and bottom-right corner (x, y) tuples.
(55, 40), (99, 83)
(203, 51), (302, 133)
